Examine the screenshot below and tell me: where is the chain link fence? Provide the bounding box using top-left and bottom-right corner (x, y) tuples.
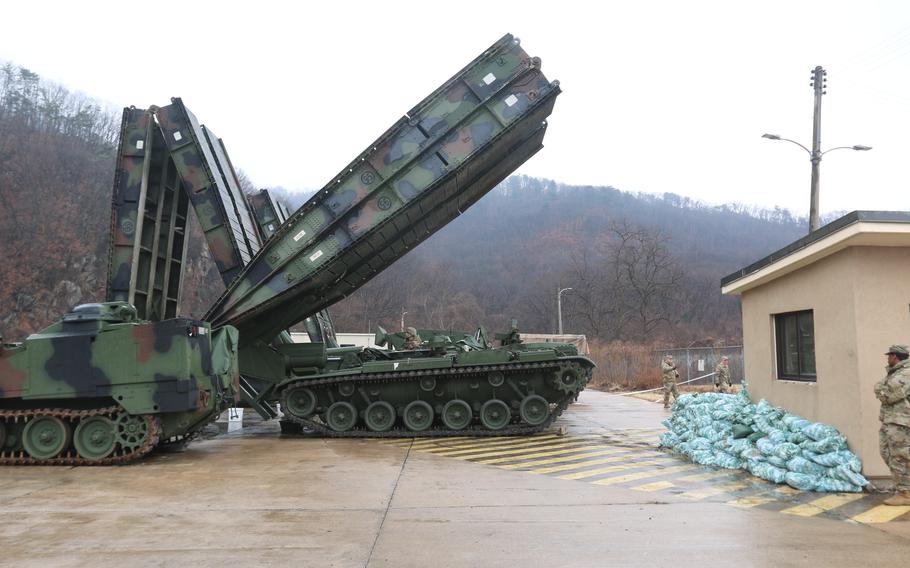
(652, 346), (744, 386)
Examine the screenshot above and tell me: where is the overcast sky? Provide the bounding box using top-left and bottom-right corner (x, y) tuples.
(2, 1), (908, 215)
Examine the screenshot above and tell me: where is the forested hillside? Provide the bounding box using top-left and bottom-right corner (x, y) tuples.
(326, 176), (809, 344)
(0, 62), (811, 347)
(0, 63), (221, 337)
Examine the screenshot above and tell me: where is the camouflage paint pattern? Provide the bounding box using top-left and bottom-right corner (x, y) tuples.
(204, 34), (561, 345)
(0, 302), (238, 442)
(106, 107), (152, 307)
(248, 189), (289, 242)
(155, 100), (257, 285)
(106, 109), (190, 321)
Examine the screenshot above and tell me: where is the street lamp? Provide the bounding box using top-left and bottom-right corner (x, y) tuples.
(400, 310), (408, 332)
(761, 133), (871, 233)
(557, 287), (573, 335)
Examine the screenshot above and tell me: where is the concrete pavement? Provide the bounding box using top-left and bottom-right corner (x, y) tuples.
(0, 390), (908, 567)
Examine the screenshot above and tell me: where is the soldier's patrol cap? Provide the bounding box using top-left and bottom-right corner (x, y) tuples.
(885, 344), (909, 356)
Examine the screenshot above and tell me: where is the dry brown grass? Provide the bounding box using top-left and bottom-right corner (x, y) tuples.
(588, 340), (661, 391)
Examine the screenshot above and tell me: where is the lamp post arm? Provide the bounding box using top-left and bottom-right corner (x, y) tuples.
(821, 146), (859, 157)
(776, 137), (813, 156)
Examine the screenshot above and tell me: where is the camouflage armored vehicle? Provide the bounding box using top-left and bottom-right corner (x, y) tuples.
(0, 302), (239, 464)
(194, 34), (594, 435)
(0, 34), (591, 464)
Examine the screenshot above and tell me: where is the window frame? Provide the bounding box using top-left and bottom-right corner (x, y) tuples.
(774, 309), (817, 382)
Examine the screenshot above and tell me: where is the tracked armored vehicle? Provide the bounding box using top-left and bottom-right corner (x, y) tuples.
(0, 303), (238, 464)
(196, 34), (594, 435)
(272, 322), (592, 437)
(0, 34), (591, 464)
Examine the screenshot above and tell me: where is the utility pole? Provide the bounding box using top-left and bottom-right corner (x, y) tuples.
(809, 66), (826, 233)
(763, 68), (870, 234)
(557, 287), (572, 335)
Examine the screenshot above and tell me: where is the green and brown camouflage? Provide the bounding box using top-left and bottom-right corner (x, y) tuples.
(0, 302), (238, 464)
(204, 34), (561, 345)
(248, 189), (290, 242)
(155, 100), (260, 285)
(106, 108), (190, 321)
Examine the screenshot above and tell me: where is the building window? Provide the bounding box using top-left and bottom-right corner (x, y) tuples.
(774, 310), (816, 381)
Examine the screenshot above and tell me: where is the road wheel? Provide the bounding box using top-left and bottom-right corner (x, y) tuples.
(326, 402), (357, 432)
(364, 401), (396, 432)
(22, 416), (71, 459)
(480, 399), (511, 430)
(519, 395), (550, 426)
(403, 400), (434, 432)
(74, 416), (117, 461)
(441, 399), (473, 430)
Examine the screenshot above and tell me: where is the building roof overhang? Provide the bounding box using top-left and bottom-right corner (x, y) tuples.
(721, 211), (910, 296)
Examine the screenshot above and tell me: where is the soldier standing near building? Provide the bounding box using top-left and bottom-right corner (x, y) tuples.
(714, 356), (732, 393)
(402, 327), (422, 350)
(875, 344), (910, 506)
(661, 355), (679, 409)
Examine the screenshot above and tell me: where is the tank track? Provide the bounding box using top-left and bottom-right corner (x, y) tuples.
(0, 406), (160, 466)
(279, 359), (586, 438)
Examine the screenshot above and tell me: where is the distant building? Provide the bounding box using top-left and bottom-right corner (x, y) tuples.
(291, 332), (380, 348)
(722, 211), (910, 478)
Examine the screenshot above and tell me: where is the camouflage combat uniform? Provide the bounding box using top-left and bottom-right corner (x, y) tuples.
(403, 327), (421, 350)
(661, 358), (679, 409)
(875, 350), (910, 497)
(714, 360), (731, 394)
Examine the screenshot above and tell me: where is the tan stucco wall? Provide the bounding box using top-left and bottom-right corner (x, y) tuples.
(740, 246), (910, 478)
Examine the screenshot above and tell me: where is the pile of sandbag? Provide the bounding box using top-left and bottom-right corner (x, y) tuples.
(659, 390), (869, 492)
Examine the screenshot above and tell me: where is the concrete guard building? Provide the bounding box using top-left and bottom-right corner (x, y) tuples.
(721, 211), (910, 478)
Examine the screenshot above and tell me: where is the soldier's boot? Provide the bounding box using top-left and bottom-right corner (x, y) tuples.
(883, 491), (910, 506)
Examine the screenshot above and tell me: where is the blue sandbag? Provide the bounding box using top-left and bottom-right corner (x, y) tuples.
(803, 422), (839, 441)
(829, 464), (869, 487)
(786, 456), (828, 476)
(815, 477), (861, 493)
(785, 472), (817, 491)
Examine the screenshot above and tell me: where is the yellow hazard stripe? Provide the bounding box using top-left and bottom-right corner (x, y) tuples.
(591, 464), (698, 486)
(632, 480), (675, 492)
(496, 446), (648, 469)
(680, 481), (751, 500)
(447, 440), (598, 461)
(781, 493), (866, 517)
(728, 496), (777, 508)
(428, 436), (593, 457)
(557, 459), (676, 480)
(851, 504), (910, 524)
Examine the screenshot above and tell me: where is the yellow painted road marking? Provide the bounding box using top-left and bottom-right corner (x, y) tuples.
(444, 440), (597, 461)
(497, 447), (645, 469)
(781, 494), (866, 517)
(474, 445), (609, 465)
(729, 496), (777, 508)
(533, 454), (677, 475)
(681, 481), (750, 500)
(424, 435), (568, 455)
(851, 504), (910, 524)
(529, 453), (675, 474)
(675, 471), (739, 483)
(591, 464), (698, 486)
(401, 436), (472, 447)
(429, 436), (592, 458)
(633, 481), (675, 492)
(420, 435), (562, 453)
(557, 459), (674, 480)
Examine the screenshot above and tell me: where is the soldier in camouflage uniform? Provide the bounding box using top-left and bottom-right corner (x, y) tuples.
(875, 344), (910, 506)
(714, 356), (731, 394)
(661, 355), (679, 409)
(403, 327), (422, 350)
